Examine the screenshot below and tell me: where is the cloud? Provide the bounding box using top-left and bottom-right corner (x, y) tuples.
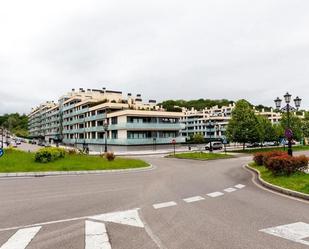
(0, 0), (309, 114)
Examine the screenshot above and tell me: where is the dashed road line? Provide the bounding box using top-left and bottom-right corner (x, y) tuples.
(235, 184), (246, 189)
(0, 226), (41, 249)
(183, 196), (205, 203)
(224, 187), (237, 193)
(85, 221), (111, 249)
(153, 201), (177, 209)
(207, 192), (224, 198)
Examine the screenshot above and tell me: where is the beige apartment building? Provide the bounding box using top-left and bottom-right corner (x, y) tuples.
(29, 88), (185, 151)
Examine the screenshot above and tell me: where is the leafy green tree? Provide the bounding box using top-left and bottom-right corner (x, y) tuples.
(191, 133), (205, 144)
(273, 123), (284, 141)
(0, 113), (29, 137)
(226, 100), (260, 150)
(256, 116), (276, 143)
(301, 112), (309, 139)
(280, 112), (302, 141)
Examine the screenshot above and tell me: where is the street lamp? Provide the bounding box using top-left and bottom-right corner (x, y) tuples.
(206, 120), (215, 152)
(274, 92), (302, 156)
(103, 120), (109, 153)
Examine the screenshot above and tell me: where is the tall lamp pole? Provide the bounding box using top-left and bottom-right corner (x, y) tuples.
(274, 92), (301, 156)
(103, 120), (109, 153)
(207, 120), (214, 152)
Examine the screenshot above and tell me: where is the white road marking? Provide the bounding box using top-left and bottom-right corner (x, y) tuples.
(153, 201), (177, 209)
(0, 226), (41, 249)
(224, 187), (237, 193)
(89, 208), (144, 228)
(235, 184), (246, 189)
(183, 196), (205, 203)
(260, 222), (309, 246)
(85, 221), (111, 249)
(207, 192), (224, 198)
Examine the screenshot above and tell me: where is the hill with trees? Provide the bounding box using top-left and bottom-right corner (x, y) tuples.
(0, 113), (29, 137)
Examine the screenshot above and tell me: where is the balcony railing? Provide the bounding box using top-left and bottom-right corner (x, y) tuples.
(62, 137), (185, 145)
(108, 122), (185, 130)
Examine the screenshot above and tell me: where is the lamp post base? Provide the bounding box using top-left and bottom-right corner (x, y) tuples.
(288, 148), (293, 157)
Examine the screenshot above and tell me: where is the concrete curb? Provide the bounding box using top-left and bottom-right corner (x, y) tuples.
(0, 164), (154, 178)
(245, 164), (309, 201)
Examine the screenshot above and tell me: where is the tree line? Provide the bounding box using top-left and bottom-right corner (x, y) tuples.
(0, 113), (29, 137)
(226, 100), (309, 149)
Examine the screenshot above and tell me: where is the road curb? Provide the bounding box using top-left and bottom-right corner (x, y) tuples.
(245, 164), (309, 201)
(0, 164), (154, 178)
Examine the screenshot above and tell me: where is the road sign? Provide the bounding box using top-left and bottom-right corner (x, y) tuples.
(171, 139), (176, 144)
(285, 128), (293, 139)
(222, 138), (228, 144)
(0, 148), (3, 157)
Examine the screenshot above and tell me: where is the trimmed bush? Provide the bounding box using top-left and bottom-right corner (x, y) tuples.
(265, 155), (308, 176)
(253, 151), (287, 166)
(105, 152), (115, 161)
(35, 147), (66, 163)
(262, 151), (287, 166)
(253, 153), (264, 165)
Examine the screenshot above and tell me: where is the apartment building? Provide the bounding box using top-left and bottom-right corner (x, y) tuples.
(29, 88), (185, 151)
(180, 104), (305, 141)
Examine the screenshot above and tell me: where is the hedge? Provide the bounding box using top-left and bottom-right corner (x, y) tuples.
(253, 151), (308, 176)
(35, 147), (66, 163)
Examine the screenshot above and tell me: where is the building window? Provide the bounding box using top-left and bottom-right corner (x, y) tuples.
(111, 130), (118, 139)
(111, 117), (118, 124)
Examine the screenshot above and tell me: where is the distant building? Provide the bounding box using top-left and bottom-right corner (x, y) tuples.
(28, 88), (185, 151)
(180, 104), (305, 141)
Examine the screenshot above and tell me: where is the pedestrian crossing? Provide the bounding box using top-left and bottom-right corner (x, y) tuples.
(0, 183), (247, 249)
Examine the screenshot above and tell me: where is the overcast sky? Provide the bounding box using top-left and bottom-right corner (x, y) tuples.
(1, 0), (309, 114)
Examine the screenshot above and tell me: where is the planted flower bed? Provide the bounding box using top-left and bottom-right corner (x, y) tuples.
(253, 151), (308, 176)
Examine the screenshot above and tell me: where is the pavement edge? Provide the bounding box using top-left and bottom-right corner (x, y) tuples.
(0, 164), (154, 178)
(245, 164), (309, 201)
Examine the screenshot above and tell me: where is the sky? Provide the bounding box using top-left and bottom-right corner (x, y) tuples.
(1, 0), (309, 114)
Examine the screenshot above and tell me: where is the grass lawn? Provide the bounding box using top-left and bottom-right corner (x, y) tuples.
(168, 152), (234, 160)
(233, 145), (309, 154)
(249, 162), (309, 194)
(0, 149), (149, 173)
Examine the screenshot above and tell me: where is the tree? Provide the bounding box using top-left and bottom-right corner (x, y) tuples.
(280, 112), (303, 141)
(226, 100), (260, 150)
(0, 113), (29, 137)
(191, 133), (205, 144)
(256, 116), (276, 143)
(273, 123), (285, 142)
(301, 112), (309, 138)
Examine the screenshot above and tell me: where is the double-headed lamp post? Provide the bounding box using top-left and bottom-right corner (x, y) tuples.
(274, 92), (302, 156)
(103, 120), (109, 153)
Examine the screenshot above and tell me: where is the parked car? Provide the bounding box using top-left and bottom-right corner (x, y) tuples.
(246, 142), (261, 148)
(205, 142), (223, 150)
(15, 139), (21, 145)
(262, 141), (278, 147)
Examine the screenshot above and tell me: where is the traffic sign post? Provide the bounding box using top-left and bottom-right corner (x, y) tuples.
(222, 138), (228, 154)
(172, 139), (176, 156)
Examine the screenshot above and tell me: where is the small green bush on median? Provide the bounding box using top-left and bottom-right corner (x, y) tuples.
(35, 147), (66, 163)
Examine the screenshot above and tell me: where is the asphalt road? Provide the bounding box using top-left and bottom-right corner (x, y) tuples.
(0, 154), (308, 249)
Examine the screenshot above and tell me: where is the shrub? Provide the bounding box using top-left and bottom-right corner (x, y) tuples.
(262, 151), (287, 166)
(253, 153), (264, 166)
(105, 151), (115, 161)
(66, 148), (78, 155)
(265, 155), (308, 176)
(35, 147), (66, 163)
